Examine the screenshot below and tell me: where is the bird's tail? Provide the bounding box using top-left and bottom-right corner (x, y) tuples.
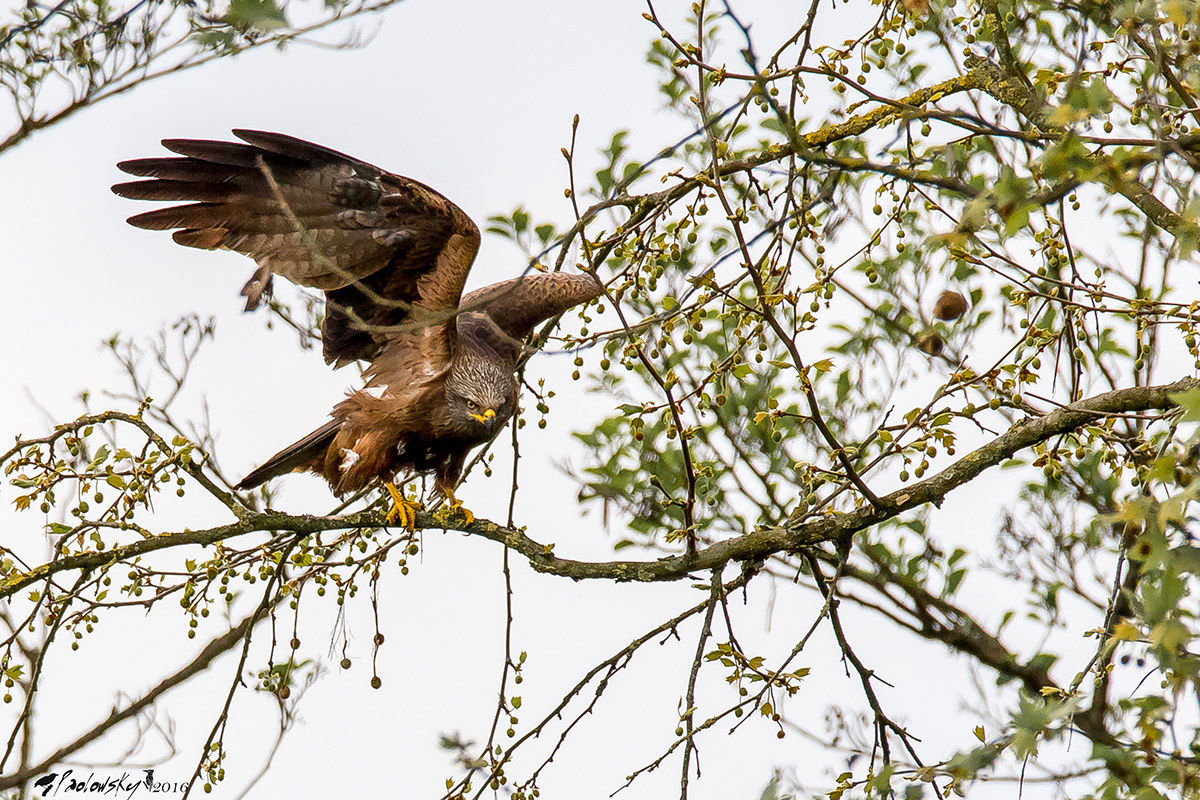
(236, 419), (340, 490)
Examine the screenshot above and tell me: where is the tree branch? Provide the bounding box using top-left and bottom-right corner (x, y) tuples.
(0, 608), (272, 791)
(5, 380), (1189, 597)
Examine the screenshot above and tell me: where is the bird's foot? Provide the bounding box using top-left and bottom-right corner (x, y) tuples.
(434, 489), (475, 525)
(449, 498), (475, 525)
(384, 483), (422, 532)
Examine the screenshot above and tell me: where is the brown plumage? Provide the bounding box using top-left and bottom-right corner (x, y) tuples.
(114, 130), (603, 506)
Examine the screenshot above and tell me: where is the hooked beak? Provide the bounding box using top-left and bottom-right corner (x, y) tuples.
(470, 408), (497, 431)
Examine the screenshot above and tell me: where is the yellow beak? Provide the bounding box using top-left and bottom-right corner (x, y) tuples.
(470, 408), (497, 429)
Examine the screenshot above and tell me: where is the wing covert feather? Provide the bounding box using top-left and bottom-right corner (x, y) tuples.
(460, 273), (603, 340)
(113, 129), (481, 364)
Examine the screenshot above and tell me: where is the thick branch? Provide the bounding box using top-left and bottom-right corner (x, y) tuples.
(4, 379), (1189, 595)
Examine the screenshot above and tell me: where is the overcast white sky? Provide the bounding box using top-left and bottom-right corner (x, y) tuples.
(0, 1), (1113, 798)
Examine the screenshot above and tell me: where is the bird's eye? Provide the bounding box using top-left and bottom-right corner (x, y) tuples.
(465, 399), (478, 412)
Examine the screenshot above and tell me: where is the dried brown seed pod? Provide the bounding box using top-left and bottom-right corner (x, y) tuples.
(933, 290), (969, 321)
(916, 331), (944, 356)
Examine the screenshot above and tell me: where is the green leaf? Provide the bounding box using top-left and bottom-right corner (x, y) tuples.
(1170, 387), (1200, 422)
(86, 445), (110, 471)
(1002, 203), (1030, 236)
(945, 568), (966, 595)
(1172, 545), (1200, 575)
(1159, 483), (1200, 529)
(1146, 454), (1178, 485)
(1140, 569), (1186, 625)
(226, 0), (289, 31)
(1150, 618), (1189, 650)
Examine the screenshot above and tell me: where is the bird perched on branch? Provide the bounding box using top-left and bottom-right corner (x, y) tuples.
(113, 129), (603, 527)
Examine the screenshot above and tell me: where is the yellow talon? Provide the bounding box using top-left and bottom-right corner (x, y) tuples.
(437, 487), (475, 524)
(384, 482), (421, 531)
(450, 499), (474, 524)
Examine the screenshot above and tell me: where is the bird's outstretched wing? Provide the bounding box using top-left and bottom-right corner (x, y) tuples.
(461, 273), (604, 341)
(112, 129), (481, 365)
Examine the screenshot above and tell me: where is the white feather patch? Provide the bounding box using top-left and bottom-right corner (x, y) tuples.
(340, 448), (360, 471)
(362, 385), (387, 399)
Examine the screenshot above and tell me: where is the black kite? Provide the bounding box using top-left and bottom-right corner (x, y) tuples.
(113, 130), (603, 526)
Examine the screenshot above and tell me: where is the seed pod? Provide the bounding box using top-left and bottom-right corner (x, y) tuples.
(933, 290), (968, 321)
(916, 331), (944, 356)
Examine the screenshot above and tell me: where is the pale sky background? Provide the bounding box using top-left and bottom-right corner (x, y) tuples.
(0, 1), (1129, 798)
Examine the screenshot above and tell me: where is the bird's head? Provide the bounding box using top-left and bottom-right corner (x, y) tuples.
(445, 358), (515, 437)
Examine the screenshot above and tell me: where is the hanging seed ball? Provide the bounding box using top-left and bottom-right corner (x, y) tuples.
(933, 290), (969, 321)
(371, 676), (382, 689)
(277, 685), (291, 700)
(340, 658), (352, 670)
(916, 331), (944, 356)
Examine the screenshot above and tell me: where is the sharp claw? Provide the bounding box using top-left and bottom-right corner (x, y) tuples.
(384, 483), (421, 532)
(432, 486), (475, 525)
(450, 499), (474, 524)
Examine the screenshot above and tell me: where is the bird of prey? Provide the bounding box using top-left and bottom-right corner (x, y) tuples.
(113, 129), (603, 527)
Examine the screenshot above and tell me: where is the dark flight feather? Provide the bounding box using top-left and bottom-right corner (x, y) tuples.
(114, 129), (478, 363)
